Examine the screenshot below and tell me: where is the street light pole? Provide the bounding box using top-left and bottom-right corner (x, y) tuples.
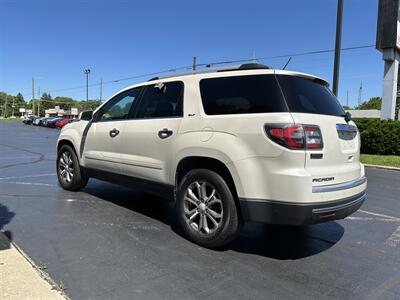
(84, 69), (91, 102)
(32, 77), (35, 116)
(332, 0), (343, 96)
(12, 97), (15, 117)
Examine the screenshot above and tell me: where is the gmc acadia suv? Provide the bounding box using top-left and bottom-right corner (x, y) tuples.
(56, 64), (367, 248)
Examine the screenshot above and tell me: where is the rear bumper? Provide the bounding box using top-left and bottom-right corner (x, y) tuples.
(239, 191), (366, 225)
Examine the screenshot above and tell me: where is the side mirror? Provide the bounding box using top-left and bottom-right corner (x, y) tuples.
(79, 110), (93, 121)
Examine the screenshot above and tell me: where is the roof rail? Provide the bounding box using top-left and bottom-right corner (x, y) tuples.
(148, 63), (271, 81)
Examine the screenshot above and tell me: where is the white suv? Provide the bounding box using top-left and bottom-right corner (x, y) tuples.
(56, 64), (367, 248)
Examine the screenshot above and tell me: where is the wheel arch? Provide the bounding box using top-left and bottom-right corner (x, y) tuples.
(57, 139), (80, 162)
(175, 156), (241, 211)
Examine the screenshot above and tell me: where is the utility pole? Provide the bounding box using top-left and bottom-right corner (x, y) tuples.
(37, 86), (41, 117)
(100, 78), (103, 101)
(358, 82), (363, 106)
(84, 69), (91, 102)
(11, 97), (15, 117)
(192, 56), (197, 71)
(32, 77), (35, 115)
(332, 0), (343, 96)
(4, 96), (7, 118)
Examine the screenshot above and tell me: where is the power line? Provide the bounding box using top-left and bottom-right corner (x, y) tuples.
(196, 45), (375, 68)
(17, 44), (375, 100)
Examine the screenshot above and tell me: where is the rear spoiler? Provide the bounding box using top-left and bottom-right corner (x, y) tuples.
(274, 70), (329, 87)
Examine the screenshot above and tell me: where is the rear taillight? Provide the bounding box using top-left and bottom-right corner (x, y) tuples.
(265, 124), (323, 150)
(304, 126), (323, 149)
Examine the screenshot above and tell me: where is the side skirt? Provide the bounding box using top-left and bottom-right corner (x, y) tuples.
(83, 167), (175, 201)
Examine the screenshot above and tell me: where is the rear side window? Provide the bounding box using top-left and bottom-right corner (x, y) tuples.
(135, 81), (183, 118)
(277, 75), (345, 117)
(199, 75), (287, 115)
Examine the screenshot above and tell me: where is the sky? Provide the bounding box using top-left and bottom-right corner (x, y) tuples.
(0, 0), (383, 108)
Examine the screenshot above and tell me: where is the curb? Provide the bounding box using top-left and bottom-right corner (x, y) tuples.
(364, 164), (400, 171)
(6, 234), (70, 300)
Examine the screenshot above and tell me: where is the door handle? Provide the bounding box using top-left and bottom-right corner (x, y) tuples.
(109, 128), (120, 138)
(158, 128), (173, 139)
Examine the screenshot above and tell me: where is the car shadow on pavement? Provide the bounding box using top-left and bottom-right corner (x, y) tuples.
(228, 221), (344, 259)
(0, 203), (15, 250)
(83, 182), (344, 260)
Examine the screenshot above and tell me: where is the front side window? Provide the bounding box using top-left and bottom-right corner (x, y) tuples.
(199, 75), (287, 115)
(135, 81), (183, 118)
(97, 88), (142, 122)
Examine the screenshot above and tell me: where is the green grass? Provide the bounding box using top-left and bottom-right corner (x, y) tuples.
(361, 154), (400, 168)
(0, 118), (21, 122)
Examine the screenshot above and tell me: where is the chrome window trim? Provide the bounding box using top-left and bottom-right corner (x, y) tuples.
(312, 176), (367, 193)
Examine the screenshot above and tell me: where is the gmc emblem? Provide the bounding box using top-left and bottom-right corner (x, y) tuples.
(312, 177), (335, 183)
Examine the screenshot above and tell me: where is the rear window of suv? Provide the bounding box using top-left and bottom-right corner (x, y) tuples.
(276, 75), (345, 117)
(199, 75), (287, 115)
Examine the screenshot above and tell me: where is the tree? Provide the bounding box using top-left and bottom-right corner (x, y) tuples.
(0, 92), (27, 117)
(41, 92), (52, 101)
(343, 105), (351, 110)
(356, 97), (382, 110)
(79, 100), (103, 111)
(1, 90), (103, 117)
(54, 96), (75, 110)
(0, 92), (7, 116)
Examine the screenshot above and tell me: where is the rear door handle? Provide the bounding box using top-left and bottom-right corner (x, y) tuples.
(109, 128), (120, 138)
(158, 128), (173, 139)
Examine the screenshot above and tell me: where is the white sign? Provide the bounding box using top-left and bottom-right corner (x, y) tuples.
(19, 108), (26, 113)
(71, 107), (78, 115)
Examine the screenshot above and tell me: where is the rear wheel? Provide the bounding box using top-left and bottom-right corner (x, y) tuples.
(57, 144), (88, 191)
(176, 169), (241, 248)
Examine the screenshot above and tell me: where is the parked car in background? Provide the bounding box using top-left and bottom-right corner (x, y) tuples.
(46, 117), (64, 128)
(33, 117), (44, 126)
(40, 117), (56, 127)
(22, 116), (34, 124)
(55, 118), (74, 129)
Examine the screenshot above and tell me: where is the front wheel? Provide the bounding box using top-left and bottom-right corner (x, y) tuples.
(56, 144), (88, 191)
(176, 169), (241, 248)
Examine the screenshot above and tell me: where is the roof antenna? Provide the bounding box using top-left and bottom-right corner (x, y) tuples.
(252, 50), (257, 63)
(282, 57), (292, 70)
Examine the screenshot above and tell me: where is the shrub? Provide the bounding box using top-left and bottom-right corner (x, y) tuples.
(353, 119), (400, 155)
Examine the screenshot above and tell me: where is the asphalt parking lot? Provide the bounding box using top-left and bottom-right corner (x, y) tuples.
(0, 122), (399, 300)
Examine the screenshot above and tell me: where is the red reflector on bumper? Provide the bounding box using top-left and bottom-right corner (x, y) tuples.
(319, 211), (336, 218)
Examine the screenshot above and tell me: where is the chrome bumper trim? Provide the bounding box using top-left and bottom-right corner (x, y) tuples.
(312, 192), (366, 214)
(312, 176), (367, 193)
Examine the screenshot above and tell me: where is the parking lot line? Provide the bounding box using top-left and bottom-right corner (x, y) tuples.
(347, 216), (400, 223)
(10, 182), (56, 187)
(358, 209), (400, 221)
(0, 173), (56, 181)
(385, 226), (400, 248)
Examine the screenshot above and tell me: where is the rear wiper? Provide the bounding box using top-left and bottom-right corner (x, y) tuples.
(343, 111), (352, 123)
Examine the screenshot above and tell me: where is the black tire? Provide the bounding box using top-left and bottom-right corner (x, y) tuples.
(176, 169), (241, 248)
(56, 144), (88, 191)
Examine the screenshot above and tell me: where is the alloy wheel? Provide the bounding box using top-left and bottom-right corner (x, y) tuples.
(183, 181), (223, 234)
(58, 151), (74, 183)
